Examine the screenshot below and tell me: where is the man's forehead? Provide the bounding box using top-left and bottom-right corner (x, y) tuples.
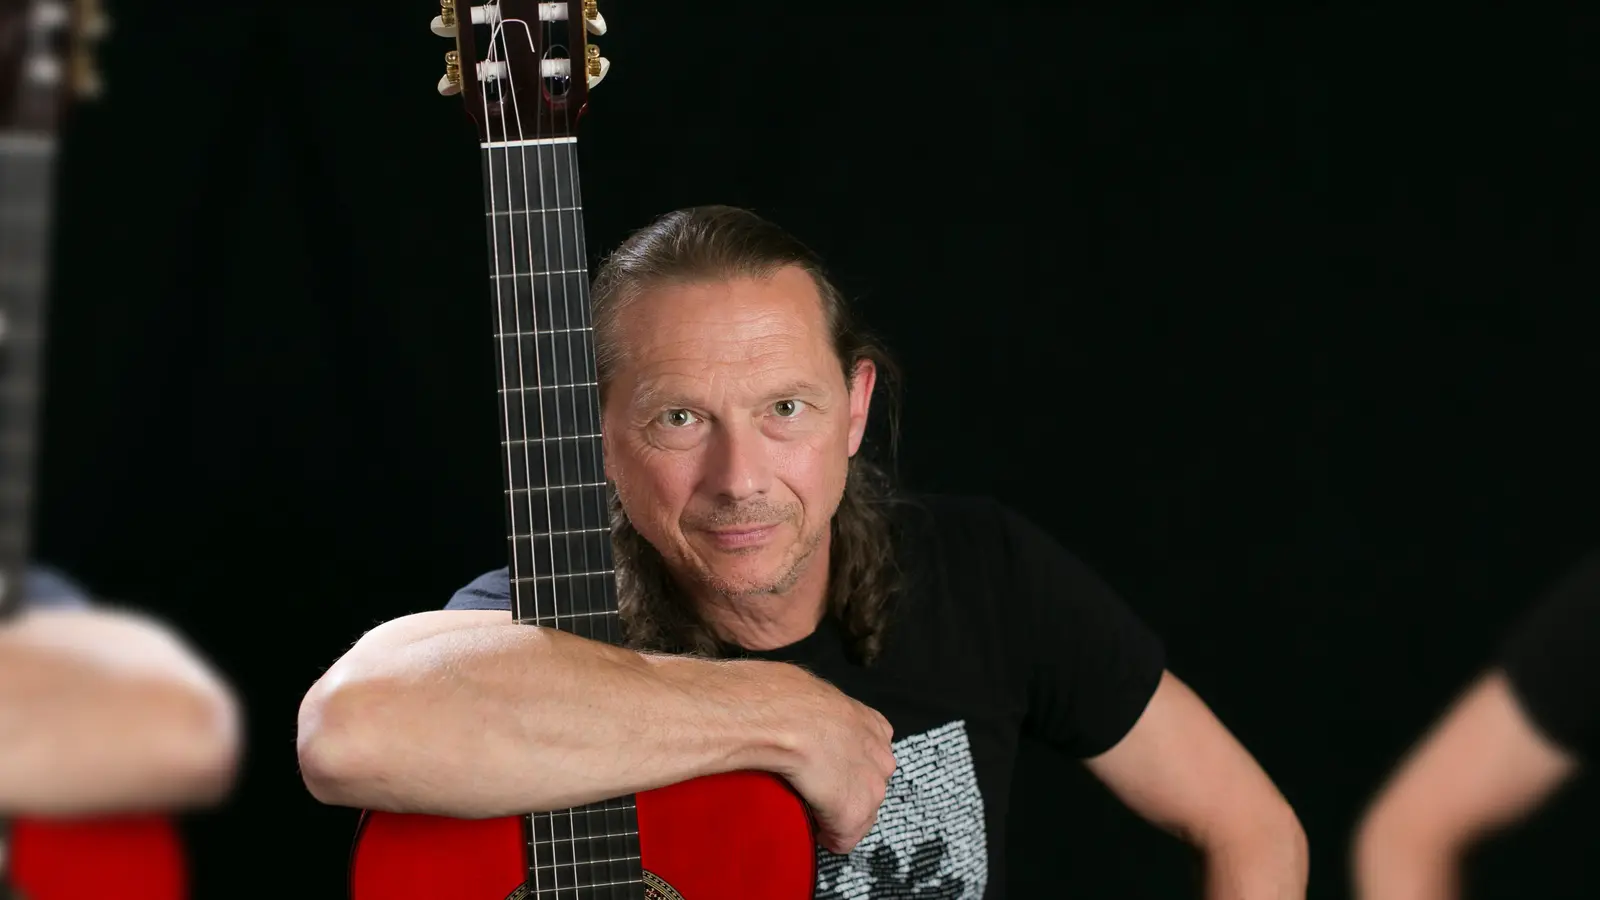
(615, 272), (831, 360)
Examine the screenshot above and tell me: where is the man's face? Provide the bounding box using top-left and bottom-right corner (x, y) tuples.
(601, 266), (875, 603)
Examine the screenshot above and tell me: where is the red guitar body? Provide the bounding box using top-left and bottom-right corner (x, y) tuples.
(6, 816), (186, 899)
(350, 771), (816, 899)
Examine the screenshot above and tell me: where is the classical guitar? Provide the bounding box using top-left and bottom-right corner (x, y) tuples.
(346, 3), (817, 899)
(0, 1), (186, 897)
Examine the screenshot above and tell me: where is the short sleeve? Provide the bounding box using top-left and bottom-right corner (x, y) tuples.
(999, 506), (1167, 758)
(445, 567), (513, 611)
(1499, 550), (1600, 760)
(22, 564), (94, 610)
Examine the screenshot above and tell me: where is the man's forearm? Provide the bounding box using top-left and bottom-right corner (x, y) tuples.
(0, 649), (240, 815)
(297, 622), (802, 817)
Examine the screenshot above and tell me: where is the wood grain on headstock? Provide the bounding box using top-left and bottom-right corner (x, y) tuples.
(449, 0), (595, 144)
(0, 0), (102, 136)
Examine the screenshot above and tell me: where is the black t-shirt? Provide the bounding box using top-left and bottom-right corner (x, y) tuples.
(1500, 550), (1600, 760)
(445, 493), (1167, 899)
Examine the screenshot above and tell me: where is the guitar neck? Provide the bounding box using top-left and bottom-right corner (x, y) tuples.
(0, 132), (56, 620)
(482, 138), (620, 644)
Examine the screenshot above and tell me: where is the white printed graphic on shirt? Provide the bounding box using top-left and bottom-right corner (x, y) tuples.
(815, 719), (988, 899)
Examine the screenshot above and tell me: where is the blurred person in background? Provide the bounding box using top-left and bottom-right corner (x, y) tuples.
(1353, 551), (1598, 899)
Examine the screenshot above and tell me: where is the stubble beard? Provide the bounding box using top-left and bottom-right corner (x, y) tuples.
(697, 516), (828, 602)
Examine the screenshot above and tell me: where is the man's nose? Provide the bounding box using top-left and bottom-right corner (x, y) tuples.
(703, 419), (773, 502)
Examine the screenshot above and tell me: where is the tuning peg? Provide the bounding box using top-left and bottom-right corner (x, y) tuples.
(585, 44), (608, 88)
(582, 0), (606, 35)
(431, 0), (456, 36)
(78, 0), (109, 39)
(438, 49), (462, 95)
(71, 54), (102, 98)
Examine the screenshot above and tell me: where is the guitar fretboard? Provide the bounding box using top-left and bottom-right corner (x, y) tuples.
(480, 136), (645, 897)
(0, 132), (56, 618)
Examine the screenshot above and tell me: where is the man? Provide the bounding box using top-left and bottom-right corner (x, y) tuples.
(1353, 551), (1597, 899)
(296, 205), (1307, 898)
(2, 564), (243, 817)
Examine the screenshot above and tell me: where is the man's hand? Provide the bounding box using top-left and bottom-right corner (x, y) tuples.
(758, 664), (897, 853)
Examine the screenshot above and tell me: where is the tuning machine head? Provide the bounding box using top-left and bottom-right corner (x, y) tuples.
(428, 0), (612, 138)
(70, 0), (111, 98)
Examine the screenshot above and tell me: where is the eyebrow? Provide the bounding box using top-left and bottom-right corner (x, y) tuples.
(632, 378), (832, 411)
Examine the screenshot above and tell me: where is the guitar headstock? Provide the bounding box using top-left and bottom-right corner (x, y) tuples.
(429, 0), (609, 143)
(0, 0), (108, 135)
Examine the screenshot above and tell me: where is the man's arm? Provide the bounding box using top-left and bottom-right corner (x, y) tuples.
(296, 609), (896, 850)
(0, 606), (242, 815)
(1084, 671), (1308, 899)
(988, 501), (1306, 898)
(1351, 670), (1578, 900)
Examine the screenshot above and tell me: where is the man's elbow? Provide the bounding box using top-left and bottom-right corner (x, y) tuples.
(147, 677), (244, 809)
(1351, 795), (1456, 890)
(296, 672), (392, 808)
(1200, 794), (1309, 893)
(1257, 798), (1308, 880)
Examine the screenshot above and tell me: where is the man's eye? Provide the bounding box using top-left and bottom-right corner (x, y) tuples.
(773, 400), (801, 417)
(660, 409), (697, 427)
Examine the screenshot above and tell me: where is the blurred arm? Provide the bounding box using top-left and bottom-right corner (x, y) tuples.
(0, 606), (243, 815)
(1085, 671), (1309, 899)
(1352, 670), (1579, 900)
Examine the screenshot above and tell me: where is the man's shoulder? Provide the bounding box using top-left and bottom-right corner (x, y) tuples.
(444, 566), (513, 611)
(22, 564), (94, 610)
(891, 491), (1039, 548)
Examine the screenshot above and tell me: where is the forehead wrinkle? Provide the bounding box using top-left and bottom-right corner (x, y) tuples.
(614, 276), (837, 412)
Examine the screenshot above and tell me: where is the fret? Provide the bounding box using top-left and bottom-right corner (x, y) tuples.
(500, 384), (599, 442)
(0, 376), (39, 398)
(504, 481), (608, 518)
(526, 802), (642, 896)
(0, 134), (56, 155)
(486, 207), (588, 281)
(509, 530), (613, 578)
(503, 433), (602, 444)
(511, 570), (616, 582)
(495, 321), (598, 395)
(514, 601), (620, 641)
(490, 270), (592, 332)
(528, 802), (638, 839)
(501, 325), (592, 336)
(510, 574), (618, 634)
(501, 382), (598, 391)
(501, 437), (604, 493)
(483, 141), (583, 217)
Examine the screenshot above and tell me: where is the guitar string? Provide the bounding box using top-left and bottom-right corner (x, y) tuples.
(518, 12), (639, 893)
(475, 12), (549, 896)
(554, 15), (634, 884)
(541, 12), (635, 891)
(497, 13), (585, 897)
(0, 36), (62, 886)
(499, 9), (615, 894)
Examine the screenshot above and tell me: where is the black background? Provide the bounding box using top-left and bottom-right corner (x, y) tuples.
(29, 4), (1600, 897)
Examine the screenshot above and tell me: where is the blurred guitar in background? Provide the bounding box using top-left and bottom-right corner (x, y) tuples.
(1, 0), (187, 896)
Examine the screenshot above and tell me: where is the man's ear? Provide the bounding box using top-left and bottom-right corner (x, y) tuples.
(846, 359), (877, 458)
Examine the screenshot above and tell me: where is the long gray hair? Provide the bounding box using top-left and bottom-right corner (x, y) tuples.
(590, 205), (904, 664)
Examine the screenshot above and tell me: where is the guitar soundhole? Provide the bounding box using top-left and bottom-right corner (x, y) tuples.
(642, 871), (685, 900)
(499, 872), (681, 900)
